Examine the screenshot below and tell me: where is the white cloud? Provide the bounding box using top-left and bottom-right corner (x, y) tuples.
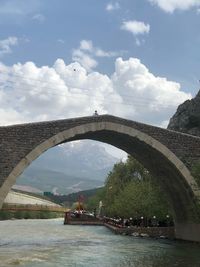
(135, 38), (141, 46)
(72, 49), (98, 71)
(106, 2), (120, 11)
(148, 0), (200, 13)
(32, 13), (45, 23)
(0, 108), (23, 125)
(57, 39), (65, 44)
(79, 39), (120, 57)
(121, 20), (150, 35)
(80, 40), (93, 51)
(0, 37), (18, 57)
(135, 38), (146, 46)
(95, 48), (119, 57)
(0, 57), (191, 128)
(72, 40), (122, 71)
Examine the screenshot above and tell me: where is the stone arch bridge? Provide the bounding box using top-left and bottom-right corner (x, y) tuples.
(1, 114), (200, 241)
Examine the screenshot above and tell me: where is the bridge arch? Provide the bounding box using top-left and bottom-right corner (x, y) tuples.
(1, 117), (200, 241)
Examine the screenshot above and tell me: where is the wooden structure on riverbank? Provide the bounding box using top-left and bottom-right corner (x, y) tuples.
(64, 211), (103, 225)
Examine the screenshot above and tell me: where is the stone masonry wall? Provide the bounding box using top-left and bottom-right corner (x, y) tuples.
(1, 114), (200, 188)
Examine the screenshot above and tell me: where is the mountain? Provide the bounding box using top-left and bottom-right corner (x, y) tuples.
(16, 141), (118, 194)
(12, 184), (43, 194)
(27, 141), (117, 180)
(45, 187), (102, 206)
(168, 90), (200, 136)
(16, 167), (103, 195)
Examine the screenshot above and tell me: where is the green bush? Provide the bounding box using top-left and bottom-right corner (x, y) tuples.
(0, 211), (13, 220)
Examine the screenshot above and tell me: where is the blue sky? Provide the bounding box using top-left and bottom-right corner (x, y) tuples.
(0, 0), (200, 128)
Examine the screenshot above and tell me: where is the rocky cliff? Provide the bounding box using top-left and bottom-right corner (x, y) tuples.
(168, 90), (200, 136)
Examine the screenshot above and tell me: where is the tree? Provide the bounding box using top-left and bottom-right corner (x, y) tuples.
(91, 156), (172, 221)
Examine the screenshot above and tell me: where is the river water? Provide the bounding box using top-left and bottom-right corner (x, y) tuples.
(0, 218), (200, 267)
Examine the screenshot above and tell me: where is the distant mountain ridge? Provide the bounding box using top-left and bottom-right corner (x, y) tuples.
(16, 167), (104, 195)
(16, 141), (118, 194)
(28, 141), (117, 180)
(45, 187), (102, 206)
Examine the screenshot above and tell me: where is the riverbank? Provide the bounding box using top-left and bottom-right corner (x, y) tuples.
(104, 223), (175, 239)
(64, 215), (175, 240)
(0, 203), (67, 220)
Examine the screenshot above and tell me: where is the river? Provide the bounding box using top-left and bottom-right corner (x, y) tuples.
(0, 218), (200, 267)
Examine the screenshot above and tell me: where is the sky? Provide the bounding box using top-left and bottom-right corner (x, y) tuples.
(0, 0), (200, 133)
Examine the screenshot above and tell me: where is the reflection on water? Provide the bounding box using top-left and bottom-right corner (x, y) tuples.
(0, 218), (200, 267)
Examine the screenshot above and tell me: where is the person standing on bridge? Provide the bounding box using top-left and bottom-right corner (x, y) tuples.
(93, 110), (98, 116)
